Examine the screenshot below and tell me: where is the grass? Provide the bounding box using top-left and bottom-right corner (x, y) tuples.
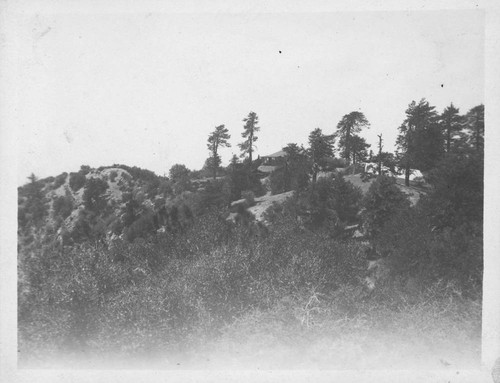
(18, 199), (482, 370)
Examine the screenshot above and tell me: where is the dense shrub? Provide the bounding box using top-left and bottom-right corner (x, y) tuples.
(374, 206), (482, 296)
(18, 175), (48, 229)
(241, 190), (256, 206)
(53, 173), (68, 189)
(69, 172), (87, 192)
(422, 150), (483, 231)
(269, 168), (286, 195)
(227, 163), (266, 201)
(123, 212), (157, 243)
(52, 195), (74, 220)
(198, 179), (231, 211)
(307, 176), (362, 233)
(82, 178), (109, 212)
(328, 175), (363, 223)
(109, 170), (118, 182)
(362, 175), (410, 237)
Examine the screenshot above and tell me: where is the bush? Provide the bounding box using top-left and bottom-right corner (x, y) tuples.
(328, 175), (363, 223)
(422, 150), (483, 230)
(82, 177), (109, 212)
(109, 170), (118, 182)
(69, 172), (86, 192)
(307, 176), (362, 234)
(227, 164), (266, 201)
(53, 173), (68, 189)
(241, 190), (256, 206)
(362, 175), (410, 237)
(269, 168), (286, 195)
(52, 195), (73, 220)
(124, 212), (157, 243)
(374, 207), (482, 296)
(198, 179), (230, 211)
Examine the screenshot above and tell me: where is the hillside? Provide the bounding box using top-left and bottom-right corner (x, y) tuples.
(17, 157), (483, 369)
(18, 164), (431, 250)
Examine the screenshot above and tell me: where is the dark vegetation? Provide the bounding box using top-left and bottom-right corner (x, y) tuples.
(18, 103), (484, 366)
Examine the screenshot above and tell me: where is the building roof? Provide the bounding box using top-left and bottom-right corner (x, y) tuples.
(261, 150), (287, 159)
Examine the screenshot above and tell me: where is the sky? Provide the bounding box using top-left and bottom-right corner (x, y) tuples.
(11, 8), (484, 185)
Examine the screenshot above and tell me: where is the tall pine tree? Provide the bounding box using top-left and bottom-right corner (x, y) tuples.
(207, 124), (231, 180)
(335, 111), (370, 165)
(440, 103), (463, 153)
(238, 112), (260, 164)
(396, 99), (442, 186)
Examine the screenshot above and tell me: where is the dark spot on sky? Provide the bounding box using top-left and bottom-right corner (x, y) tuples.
(279, 51), (282, 54)
(441, 84), (444, 88)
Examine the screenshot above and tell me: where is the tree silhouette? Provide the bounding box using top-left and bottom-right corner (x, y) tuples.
(282, 143), (310, 191)
(440, 103), (463, 153)
(308, 128), (334, 184)
(238, 111), (260, 164)
(396, 99), (441, 186)
(207, 124), (231, 180)
(335, 111), (370, 165)
(169, 164), (190, 182)
(465, 104), (484, 152)
(344, 135), (370, 173)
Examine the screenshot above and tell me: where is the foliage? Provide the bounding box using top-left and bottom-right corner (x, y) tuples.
(362, 175), (410, 237)
(19, 209), (367, 362)
(52, 194), (74, 220)
(207, 124), (231, 179)
(464, 104), (484, 152)
(69, 171), (87, 192)
(396, 99), (443, 184)
(308, 176), (362, 233)
(241, 190), (256, 206)
(421, 149), (483, 231)
(226, 160), (265, 201)
(335, 111), (370, 164)
(169, 164), (191, 183)
(198, 179), (231, 212)
(440, 103), (463, 154)
(109, 164), (158, 184)
(307, 128), (334, 169)
(269, 167), (287, 195)
(371, 151), (397, 173)
(53, 172), (68, 189)
(18, 174), (48, 229)
(374, 206), (482, 296)
(339, 135), (370, 170)
(282, 143), (311, 192)
(238, 111), (260, 163)
(325, 157), (347, 169)
(123, 211), (157, 242)
(82, 178), (109, 213)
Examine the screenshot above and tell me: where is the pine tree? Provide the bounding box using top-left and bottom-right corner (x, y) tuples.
(465, 104), (484, 152)
(238, 111), (260, 164)
(335, 111), (370, 165)
(207, 124), (231, 179)
(440, 103), (463, 153)
(396, 99), (441, 186)
(307, 128), (334, 184)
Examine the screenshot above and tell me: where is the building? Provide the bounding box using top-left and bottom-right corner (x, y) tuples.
(257, 150), (287, 174)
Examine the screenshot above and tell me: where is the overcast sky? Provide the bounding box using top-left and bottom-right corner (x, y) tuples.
(12, 9), (484, 184)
